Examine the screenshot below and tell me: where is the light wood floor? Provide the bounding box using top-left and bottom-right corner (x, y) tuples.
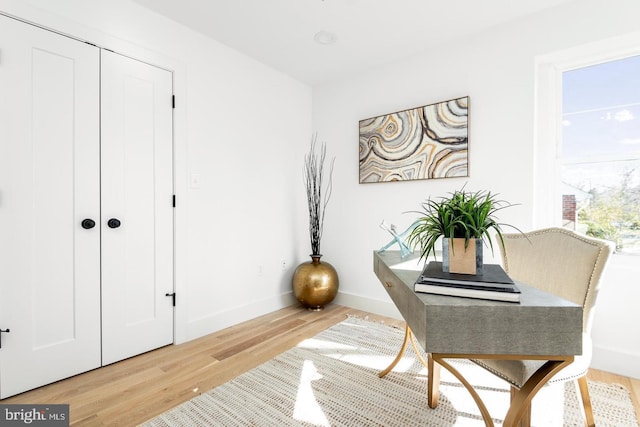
(3, 304), (639, 426)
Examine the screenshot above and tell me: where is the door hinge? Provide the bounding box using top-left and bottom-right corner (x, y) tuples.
(0, 328), (10, 349)
(172, 95), (175, 109)
(165, 292), (176, 307)
(172, 194), (176, 207)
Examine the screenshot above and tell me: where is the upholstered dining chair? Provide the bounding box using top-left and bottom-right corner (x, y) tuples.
(429, 227), (613, 427)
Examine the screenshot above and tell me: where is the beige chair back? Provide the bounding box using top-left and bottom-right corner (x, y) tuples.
(499, 227), (612, 333)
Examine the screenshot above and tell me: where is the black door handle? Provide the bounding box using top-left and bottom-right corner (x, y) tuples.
(107, 218), (121, 229)
(81, 219), (96, 229)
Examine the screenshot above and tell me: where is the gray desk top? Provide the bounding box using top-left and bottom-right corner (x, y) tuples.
(374, 251), (583, 356)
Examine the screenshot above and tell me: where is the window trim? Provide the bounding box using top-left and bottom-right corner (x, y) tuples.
(534, 33), (640, 229)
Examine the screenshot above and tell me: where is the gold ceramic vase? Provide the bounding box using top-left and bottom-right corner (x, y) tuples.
(292, 255), (339, 311)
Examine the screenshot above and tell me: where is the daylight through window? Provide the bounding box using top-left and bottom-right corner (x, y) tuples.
(561, 55), (640, 254)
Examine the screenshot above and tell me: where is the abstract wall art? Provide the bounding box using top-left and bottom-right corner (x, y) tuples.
(358, 96), (469, 183)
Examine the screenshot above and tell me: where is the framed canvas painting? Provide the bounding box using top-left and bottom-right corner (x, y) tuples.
(358, 96), (468, 183)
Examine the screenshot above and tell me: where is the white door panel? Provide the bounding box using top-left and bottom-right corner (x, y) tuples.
(100, 50), (174, 365)
(0, 15), (101, 398)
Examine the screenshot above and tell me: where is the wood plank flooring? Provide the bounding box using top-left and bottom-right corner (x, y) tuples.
(3, 304), (639, 426)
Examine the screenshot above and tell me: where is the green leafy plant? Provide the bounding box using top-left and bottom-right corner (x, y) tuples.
(407, 188), (522, 262)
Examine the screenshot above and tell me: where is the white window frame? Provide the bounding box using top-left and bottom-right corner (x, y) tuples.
(534, 33), (640, 229)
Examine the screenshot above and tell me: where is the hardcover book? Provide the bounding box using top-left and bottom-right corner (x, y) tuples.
(418, 261), (514, 288)
(414, 261), (521, 302)
(414, 280), (521, 303)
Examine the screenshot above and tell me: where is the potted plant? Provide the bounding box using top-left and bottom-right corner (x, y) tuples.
(407, 187), (521, 275)
(292, 135), (339, 310)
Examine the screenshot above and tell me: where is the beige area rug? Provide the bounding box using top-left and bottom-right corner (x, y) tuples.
(141, 317), (639, 426)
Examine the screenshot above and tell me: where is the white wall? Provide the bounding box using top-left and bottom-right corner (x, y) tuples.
(0, 0), (312, 343)
(312, 0), (640, 378)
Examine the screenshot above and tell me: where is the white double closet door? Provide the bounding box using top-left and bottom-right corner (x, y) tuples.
(0, 15), (174, 398)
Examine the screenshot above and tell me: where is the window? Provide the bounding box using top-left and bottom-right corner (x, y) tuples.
(561, 55), (640, 254)
(536, 35), (640, 378)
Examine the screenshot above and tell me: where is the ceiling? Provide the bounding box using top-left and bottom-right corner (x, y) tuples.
(131, 0), (576, 86)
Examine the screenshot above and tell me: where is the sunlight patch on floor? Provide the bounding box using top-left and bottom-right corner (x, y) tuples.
(299, 335), (418, 372)
(293, 359), (330, 426)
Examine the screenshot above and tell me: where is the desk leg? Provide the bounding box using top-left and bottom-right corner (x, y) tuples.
(409, 332), (429, 368)
(429, 355), (573, 427)
(431, 355), (494, 425)
(378, 324), (411, 378)
(379, 324), (428, 378)
(427, 354), (441, 409)
(503, 358), (573, 427)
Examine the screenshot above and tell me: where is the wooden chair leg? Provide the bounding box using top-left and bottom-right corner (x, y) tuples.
(577, 376), (595, 427)
(427, 353), (441, 408)
(510, 386), (531, 427)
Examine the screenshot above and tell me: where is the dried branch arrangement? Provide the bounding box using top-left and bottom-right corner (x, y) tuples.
(304, 134), (335, 256)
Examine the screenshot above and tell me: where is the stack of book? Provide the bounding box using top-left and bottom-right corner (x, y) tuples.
(414, 261), (521, 303)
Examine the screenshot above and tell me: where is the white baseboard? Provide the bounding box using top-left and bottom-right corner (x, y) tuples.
(333, 292), (403, 320)
(592, 345), (640, 380)
(181, 292), (298, 343)
(180, 292), (395, 344)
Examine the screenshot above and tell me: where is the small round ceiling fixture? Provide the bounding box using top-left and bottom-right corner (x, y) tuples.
(314, 30), (337, 45)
